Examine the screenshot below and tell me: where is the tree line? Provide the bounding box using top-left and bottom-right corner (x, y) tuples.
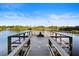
(0, 25), (79, 34)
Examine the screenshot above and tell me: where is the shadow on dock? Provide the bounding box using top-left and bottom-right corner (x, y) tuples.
(37, 32), (44, 37)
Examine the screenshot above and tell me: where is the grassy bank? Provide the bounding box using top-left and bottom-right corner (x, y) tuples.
(0, 26), (6, 31)
(0, 26), (79, 34)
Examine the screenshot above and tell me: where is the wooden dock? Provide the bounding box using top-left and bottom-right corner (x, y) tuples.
(8, 30), (73, 56)
(28, 36), (50, 56)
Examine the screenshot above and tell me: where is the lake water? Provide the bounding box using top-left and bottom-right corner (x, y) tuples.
(0, 30), (79, 56)
(56, 32), (79, 56)
(0, 30), (20, 56)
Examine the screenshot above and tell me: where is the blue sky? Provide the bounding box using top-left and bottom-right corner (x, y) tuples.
(0, 3), (79, 26)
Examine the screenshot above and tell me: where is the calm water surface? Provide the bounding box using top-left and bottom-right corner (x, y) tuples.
(57, 32), (79, 56)
(0, 30), (20, 56)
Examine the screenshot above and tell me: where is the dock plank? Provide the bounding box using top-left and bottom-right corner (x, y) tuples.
(28, 36), (50, 56)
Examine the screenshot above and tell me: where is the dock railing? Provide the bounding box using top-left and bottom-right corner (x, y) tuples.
(7, 31), (73, 56)
(8, 30), (32, 56)
(48, 32), (72, 56)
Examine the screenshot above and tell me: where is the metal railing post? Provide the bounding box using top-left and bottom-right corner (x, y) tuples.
(60, 34), (62, 43)
(8, 36), (11, 54)
(55, 33), (57, 41)
(17, 34), (20, 42)
(49, 39), (52, 47)
(27, 39), (30, 47)
(23, 33), (25, 41)
(69, 37), (72, 56)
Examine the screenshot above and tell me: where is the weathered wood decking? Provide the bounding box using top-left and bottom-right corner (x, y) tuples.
(8, 31), (72, 56)
(28, 36), (50, 56)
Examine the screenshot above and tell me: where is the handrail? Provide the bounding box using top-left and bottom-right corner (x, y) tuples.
(8, 31), (72, 56)
(54, 32), (72, 37)
(8, 30), (32, 55)
(48, 45), (55, 56)
(8, 35), (31, 56)
(9, 30), (31, 36)
(48, 38), (69, 56)
(46, 31), (72, 56)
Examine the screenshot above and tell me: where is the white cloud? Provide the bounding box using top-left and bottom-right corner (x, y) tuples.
(47, 13), (79, 26)
(34, 11), (40, 15)
(0, 12), (48, 26)
(1, 4), (23, 9)
(49, 13), (79, 20)
(0, 11), (26, 18)
(0, 12), (79, 26)
(50, 14), (59, 20)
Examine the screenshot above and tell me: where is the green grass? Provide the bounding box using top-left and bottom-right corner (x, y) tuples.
(0, 25), (79, 34)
